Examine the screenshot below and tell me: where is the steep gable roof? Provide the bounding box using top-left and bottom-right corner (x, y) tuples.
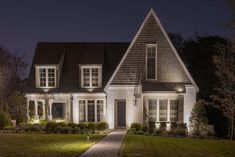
(106, 9), (199, 92)
(26, 42), (129, 93)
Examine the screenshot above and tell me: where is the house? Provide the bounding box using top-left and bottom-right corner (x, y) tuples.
(25, 9), (198, 129)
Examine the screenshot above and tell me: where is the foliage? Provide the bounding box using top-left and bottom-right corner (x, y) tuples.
(76, 123), (87, 130)
(0, 111), (12, 129)
(130, 123), (142, 131)
(142, 124), (148, 133)
(87, 122), (96, 133)
(210, 42), (235, 140)
(0, 47), (27, 122)
(6, 91), (27, 123)
(45, 122), (57, 133)
(16, 123), (44, 132)
(189, 100), (208, 136)
(148, 121), (156, 134)
(96, 122), (109, 131)
(54, 126), (73, 134)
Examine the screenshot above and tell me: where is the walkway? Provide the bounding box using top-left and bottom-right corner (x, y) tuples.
(78, 130), (127, 157)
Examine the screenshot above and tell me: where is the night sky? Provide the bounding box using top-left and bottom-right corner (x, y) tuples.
(0, 0), (231, 67)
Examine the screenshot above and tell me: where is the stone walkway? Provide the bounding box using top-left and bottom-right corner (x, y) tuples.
(78, 130), (127, 157)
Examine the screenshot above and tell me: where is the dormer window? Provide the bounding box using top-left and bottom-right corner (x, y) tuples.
(146, 44), (157, 80)
(80, 65), (102, 88)
(35, 66), (57, 88)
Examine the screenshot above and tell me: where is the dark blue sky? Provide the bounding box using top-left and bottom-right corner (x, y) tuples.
(0, 0), (231, 65)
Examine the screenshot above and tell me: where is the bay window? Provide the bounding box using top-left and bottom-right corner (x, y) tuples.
(170, 100), (178, 121)
(79, 100), (86, 122)
(78, 100), (104, 122)
(159, 99), (167, 122)
(148, 99), (157, 122)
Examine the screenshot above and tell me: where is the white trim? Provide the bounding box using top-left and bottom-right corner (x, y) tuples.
(35, 66), (57, 88)
(77, 99), (105, 123)
(80, 65), (102, 88)
(145, 44), (157, 80)
(105, 9), (198, 92)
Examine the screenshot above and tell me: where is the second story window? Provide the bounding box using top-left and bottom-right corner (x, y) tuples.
(146, 44), (157, 80)
(80, 65), (102, 88)
(36, 67), (56, 88)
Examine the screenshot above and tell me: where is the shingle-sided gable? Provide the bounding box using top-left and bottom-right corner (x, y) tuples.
(108, 9), (198, 91)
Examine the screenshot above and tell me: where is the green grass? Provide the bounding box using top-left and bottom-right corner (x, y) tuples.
(0, 133), (104, 157)
(120, 135), (235, 157)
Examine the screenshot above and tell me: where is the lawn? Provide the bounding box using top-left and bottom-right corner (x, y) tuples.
(120, 135), (235, 157)
(0, 133), (104, 157)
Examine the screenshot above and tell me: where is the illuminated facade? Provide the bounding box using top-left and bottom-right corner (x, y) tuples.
(25, 9), (198, 129)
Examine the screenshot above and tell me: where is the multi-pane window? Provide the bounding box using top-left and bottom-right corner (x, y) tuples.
(78, 100), (104, 123)
(79, 100), (86, 122)
(88, 100), (95, 122)
(159, 99), (167, 121)
(81, 66), (101, 88)
(39, 69), (46, 87)
(83, 68), (90, 87)
(92, 69), (99, 86)
(48, 69), (55, 87)
(146, 45), (157, 79)
(170, 100), (178, 121)
(148, 100), (157, 122)
(38, 67), (56, 88)
(97, 100), (104, 122)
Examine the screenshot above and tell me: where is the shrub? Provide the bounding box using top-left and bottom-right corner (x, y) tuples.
(45, 122), (57, 133)
(4, 126), (16, 130)
(130, 123), (142, 131)
(96, 122), (109, 131)
(170, 122), (177, 129)
(189, 100), (208, 136)
(67, 123), (76, 128)
(148, 121), (156, 134)
(73, 127), (81, 134)
(54, 126), (73, 134)
(142, 124), (148, 133)
(175, 123), (187, 136)
(16, 123), (44, 132)
(77, 123), (87, 131)
(40, 120), (48, 126)
(159, 122), (166, 131)
(55, 122), (66, 127)
(0, 111), (12, 129)
(87, 123), (96, 133)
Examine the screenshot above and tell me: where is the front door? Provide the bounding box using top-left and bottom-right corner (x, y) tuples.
(115, 100), (126, 128)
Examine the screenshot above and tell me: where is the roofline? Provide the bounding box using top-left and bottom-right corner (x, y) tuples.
(37, 41), (131, 44)
(105, 9), (199, 92)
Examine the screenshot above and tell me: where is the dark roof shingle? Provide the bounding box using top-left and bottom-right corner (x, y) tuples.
(26, 42), (130, 93)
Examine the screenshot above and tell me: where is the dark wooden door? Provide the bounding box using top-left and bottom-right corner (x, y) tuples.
(116, 101), (126, 128)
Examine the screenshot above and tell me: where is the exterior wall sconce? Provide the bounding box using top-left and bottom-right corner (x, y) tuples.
(176, 87), (184, 93)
